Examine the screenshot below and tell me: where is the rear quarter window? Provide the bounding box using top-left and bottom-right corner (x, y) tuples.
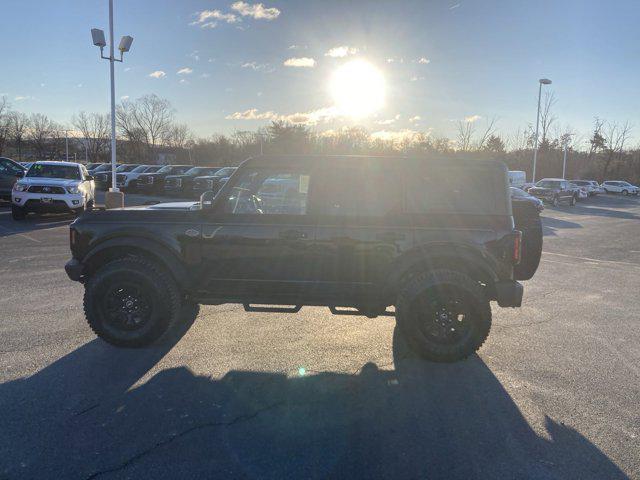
(405, 164), (502, 214)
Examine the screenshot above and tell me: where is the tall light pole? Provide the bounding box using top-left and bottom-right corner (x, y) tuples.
(532, 78), (552, 183)
(91, 0), (133, 208)
(64, 130), (69, 161)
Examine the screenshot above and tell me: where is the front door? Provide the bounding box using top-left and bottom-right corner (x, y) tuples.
(198, 165), (317, 304)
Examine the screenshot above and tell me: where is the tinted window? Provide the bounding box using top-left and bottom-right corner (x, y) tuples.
(145, 166), (162, 173)
(131, 165), (149, 173)
(224, 169), (309, 215)
(0, 159), (23, 175)
(26, 164), (81, 180)
(116, 164), (138, 172)
(316, 165), (403, 217)
(536, 180), (562, 188)
(215, 167), (237, 177)
(406, 165), (497, 214)
(170, 166), (192, 174)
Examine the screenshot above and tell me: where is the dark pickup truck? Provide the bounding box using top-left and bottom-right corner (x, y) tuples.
(65, 155), (542, 362)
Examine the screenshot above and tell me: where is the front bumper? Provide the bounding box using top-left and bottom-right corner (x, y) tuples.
(495, 280), (523, 308)
(13, 192), (85, 211)
(65, 258), (84, 282)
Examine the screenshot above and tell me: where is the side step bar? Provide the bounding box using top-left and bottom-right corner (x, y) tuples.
(329, 306), (395, 317)
(243, 304), (302, 313)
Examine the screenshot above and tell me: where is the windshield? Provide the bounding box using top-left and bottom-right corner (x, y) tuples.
(92, 164), (111, 172)
(157, 165), (173, 173)
(131, 165), (149, 173)
(215, 167), (237, 177)
(26, 164), (80, 180)
(509, 187), (528, 197)
(536, 181), (562, 188)
(116, 165), (137, 173)
(572, 181), (589, 186)
(145, 165), (162, 173)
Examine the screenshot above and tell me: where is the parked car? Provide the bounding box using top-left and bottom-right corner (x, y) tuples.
(528, 178), (578, 206)
(87, 163), (111, 176)
(11, 161), (95, 219)
(510, 187), (543, 212)
(569, 183), (589, 200)
(19, 161), (34, 170)
(192, 167), (238, 198)
(601, 181), (639, 195)
(94, 164), (139, 190)
(163, 166), (223, 197)
(570, 180), (602, 196)
(0, 157), (27, 200)
(84, 162), (103, 171)
(116, 165), (163, 191)
(508, 170), (527, 188)
(66, 155), (542, 363)
(136, 165), (193, 194)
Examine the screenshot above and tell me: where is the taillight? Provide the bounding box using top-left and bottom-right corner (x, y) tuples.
(512, 230), (522, 264)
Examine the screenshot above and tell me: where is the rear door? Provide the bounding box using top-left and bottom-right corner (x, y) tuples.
(312, 159), (412, 303)
(198, 164), (317, 301)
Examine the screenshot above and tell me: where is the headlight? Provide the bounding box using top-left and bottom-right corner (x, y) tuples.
(66, 185), (81, 194)
(13, 183), (28, 192)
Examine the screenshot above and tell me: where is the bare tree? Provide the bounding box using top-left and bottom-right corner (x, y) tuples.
(165, 123), (192, 150)
(8, 111), (29, 160)
(28, 113), (55, 159)
(602, 120), (632, 179)
(0, 97), (9, 156)
(539, 91), (557, 145)
(456, 119), (475, 152)
(72, 112), (111, 162)
(476, 116), (498, 150)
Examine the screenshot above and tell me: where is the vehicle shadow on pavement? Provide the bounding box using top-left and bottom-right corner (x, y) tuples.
(0, 214), (74, 237)
(0, 327), (628, 480)
(541, 215), (582, 237)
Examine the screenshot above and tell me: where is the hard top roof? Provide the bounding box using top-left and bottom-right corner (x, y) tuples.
(240, 154), (508, 171)
(31, 161), (83, 167)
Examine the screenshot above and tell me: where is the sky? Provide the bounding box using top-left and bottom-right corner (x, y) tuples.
(1, 0), (639, 143)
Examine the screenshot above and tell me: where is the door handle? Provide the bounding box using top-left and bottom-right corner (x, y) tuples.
(279, 229), (307, 240)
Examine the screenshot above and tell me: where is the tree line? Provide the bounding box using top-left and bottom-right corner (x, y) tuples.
(0, 93), (638, 183)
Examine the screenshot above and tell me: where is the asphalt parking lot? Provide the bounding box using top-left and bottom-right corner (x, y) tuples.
(0, 193), (639, 479)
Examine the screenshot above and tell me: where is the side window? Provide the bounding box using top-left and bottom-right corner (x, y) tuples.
(223, 169), (310, 215)
(0, 159), (21, 175)
(0, 160), (8, 174)
(406, 165), (497, 214)
(315, 165), (403, 217)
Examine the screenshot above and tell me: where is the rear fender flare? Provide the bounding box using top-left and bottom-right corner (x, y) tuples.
(385, 243), (500, 297)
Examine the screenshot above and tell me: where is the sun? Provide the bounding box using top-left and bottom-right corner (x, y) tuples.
(330, 59), (385, 118)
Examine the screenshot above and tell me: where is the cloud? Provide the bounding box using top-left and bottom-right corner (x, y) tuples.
(386, 57), (404, 64)
(14, 95), (34, 101)
(409, 115), (421, 123)
(200, 73), (211, 78)
(409, 75), (424, 82)
(148, 70), (166, 78)
(288, 44), (306, 50)
(231, 2), (281, 20)
(191, 10), (238, 28)
(226, 106), (340, 125)
(325, 46), (358, 58)
(179, 79), (189, 85)
(283, 57), (316, 68)
(450, 3), (461, 10)
(241, 62), (275, 72)
(120, 95), (129, 101)
(465, 114), (481, 123)
(376, 114), (401, 126)
(371, 129), (423, 143)
(189, 51), (200, 61)
(77, 83), (83, 88)
(417, 57), (430, 64)
(177, 67), (193, 75)
(124, 67), (131, 72)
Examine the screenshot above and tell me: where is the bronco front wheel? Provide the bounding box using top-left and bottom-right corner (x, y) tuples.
(396, 269), (491, 362)
(83, 257), (182, 347)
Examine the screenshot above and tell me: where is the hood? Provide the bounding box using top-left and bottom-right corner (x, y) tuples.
(529, 186), (556, 193)
(164, 174), (191, 180)
(19, 177), (80, 187)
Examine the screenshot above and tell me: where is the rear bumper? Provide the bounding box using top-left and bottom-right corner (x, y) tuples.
(495, 280), (523, 307)
(65, 258), (84, 282)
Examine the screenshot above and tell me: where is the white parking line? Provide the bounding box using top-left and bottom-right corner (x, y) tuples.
(544, 251), (640, 268)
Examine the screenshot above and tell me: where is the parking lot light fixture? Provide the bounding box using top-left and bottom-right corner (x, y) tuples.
(91, 0), (133, 207)
(532, 78), (552, 183)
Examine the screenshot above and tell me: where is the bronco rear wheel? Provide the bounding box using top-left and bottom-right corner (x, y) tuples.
(396, 269), (491, 362)
(83, 257), (182, 347)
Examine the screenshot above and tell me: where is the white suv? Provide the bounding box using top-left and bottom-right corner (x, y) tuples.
(602, 181), (640, 195)
(11, 161), (95, 220)
(116, 164), (162, 191)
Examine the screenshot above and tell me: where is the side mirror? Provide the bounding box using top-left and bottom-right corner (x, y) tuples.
(16, 170), (25, 178)
(200, 190), (216, 210)
(86, 175), (94, 181)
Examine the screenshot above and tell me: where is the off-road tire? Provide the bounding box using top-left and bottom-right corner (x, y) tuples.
(570, 195), (577, 206)
(83, 257), (182, 348)
(622, 189), (628, 196)
(552, 195), (559, 207)
(396, 269), (491, 362)
(11, 205), (27, 220)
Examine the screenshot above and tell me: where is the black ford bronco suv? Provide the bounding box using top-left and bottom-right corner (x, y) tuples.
(65, 155), (542, 362)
